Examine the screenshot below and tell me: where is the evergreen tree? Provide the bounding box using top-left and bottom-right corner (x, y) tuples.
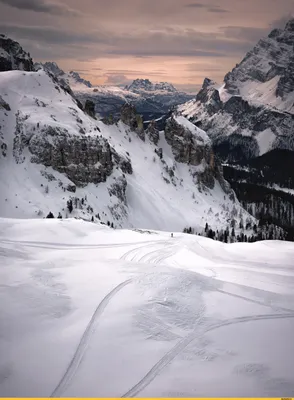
(67, 199), (73, 214)
(46, 212), (54, 218)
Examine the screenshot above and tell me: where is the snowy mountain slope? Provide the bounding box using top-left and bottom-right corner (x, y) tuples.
(179, 19), (294, 160)
(0, 218), (294, 397)
(0, 64), (253, 233)
(179, 19), (294, 239)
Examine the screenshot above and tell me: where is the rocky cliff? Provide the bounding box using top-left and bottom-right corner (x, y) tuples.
(0, 34), (33, 72)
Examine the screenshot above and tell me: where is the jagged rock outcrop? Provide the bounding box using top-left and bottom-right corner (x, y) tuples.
(35, 62), (74, 97)
(164, 116), (211, 166)
(164, 115), (235, 194)
(120, 103), (145, 141)
(0, 95), (10, 111)
(84, 100), (96, 119)
(68, 71), (92, 88)
(195, 79), (222, 115)
(108, 176), (127, 204)
(146, 120), (160, 145)
(14, 124), (113, 187)
(13, 121), (132, 187)
(0, 35), (33, 72)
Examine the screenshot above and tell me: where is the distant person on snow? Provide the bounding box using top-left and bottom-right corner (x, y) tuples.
(171, 233), (173, 238)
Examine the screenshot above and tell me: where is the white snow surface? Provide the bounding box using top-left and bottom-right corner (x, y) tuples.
(0, 218), (294, 397)
(0, 69), (249, 232)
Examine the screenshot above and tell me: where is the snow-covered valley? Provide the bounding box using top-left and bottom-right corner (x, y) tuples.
(0, 218), (294, 397)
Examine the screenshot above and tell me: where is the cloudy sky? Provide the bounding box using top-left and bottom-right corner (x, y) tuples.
(0, 0), (293, 91)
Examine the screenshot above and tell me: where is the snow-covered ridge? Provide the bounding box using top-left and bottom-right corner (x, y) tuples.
(0, 66), (252, 233)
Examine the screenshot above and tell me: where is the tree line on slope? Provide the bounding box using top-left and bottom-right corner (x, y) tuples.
(183, 219), (286, 243)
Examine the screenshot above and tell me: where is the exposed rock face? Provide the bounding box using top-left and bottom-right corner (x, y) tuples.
(84, 100), (96, 119)
(146, 120), (160, 145)
(12, 112), (132, 188)
(0, 35), (33, 72)
(120, 103), (145, 141)
(164, 115), (235, 194)
(0, 95), (11, 111)
(40, 62), (92, 89)
(108, 176), (127, 204)
(68, 71), (92, 88)
(111, 152), (133, 174)
(224, 18), (294, 103)
(165, 116), (211, 166)
(14, 124), (113, 187)
(195, 79), (222, 116)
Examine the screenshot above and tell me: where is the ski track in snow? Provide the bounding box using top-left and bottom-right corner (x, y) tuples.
(0, 238), (164, 251)
(122, 312), (294, 398)
(121, 240), (293, 313)
(118, 239), (294, 397)
(1, 219), (294, 397)
(50, 279), (132, 398)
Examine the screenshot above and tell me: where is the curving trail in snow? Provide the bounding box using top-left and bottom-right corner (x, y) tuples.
(122, 313), (294, 398)
(50, 279), (132, 398)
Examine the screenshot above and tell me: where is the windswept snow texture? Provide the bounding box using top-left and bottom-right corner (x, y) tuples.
(0, 218), (294, 397)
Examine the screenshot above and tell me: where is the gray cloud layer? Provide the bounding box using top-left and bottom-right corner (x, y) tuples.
(0, 0), (293, 87)
(0, 0), (80, 15)
(185, 2), (229, 13)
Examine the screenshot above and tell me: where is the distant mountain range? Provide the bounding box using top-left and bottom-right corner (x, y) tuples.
(40, 62), (194, 123)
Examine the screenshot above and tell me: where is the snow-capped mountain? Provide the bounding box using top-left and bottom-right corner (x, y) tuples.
(76, 78), (193, 122)
(179, 19), (294, 161)
(41, 62), (193, 122)
(179, 19), (294, 238)
(125, 78), (177, 93)
(0, 35), (255, 236)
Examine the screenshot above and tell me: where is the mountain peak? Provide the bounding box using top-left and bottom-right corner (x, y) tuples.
(42, 61), (65, 77)
(126, 78), (177, 93)
(68, 71), (92, 88)
(202, 77), (217, 90)
(0, 34), (33, 72)
(285, 17), (294, 32)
